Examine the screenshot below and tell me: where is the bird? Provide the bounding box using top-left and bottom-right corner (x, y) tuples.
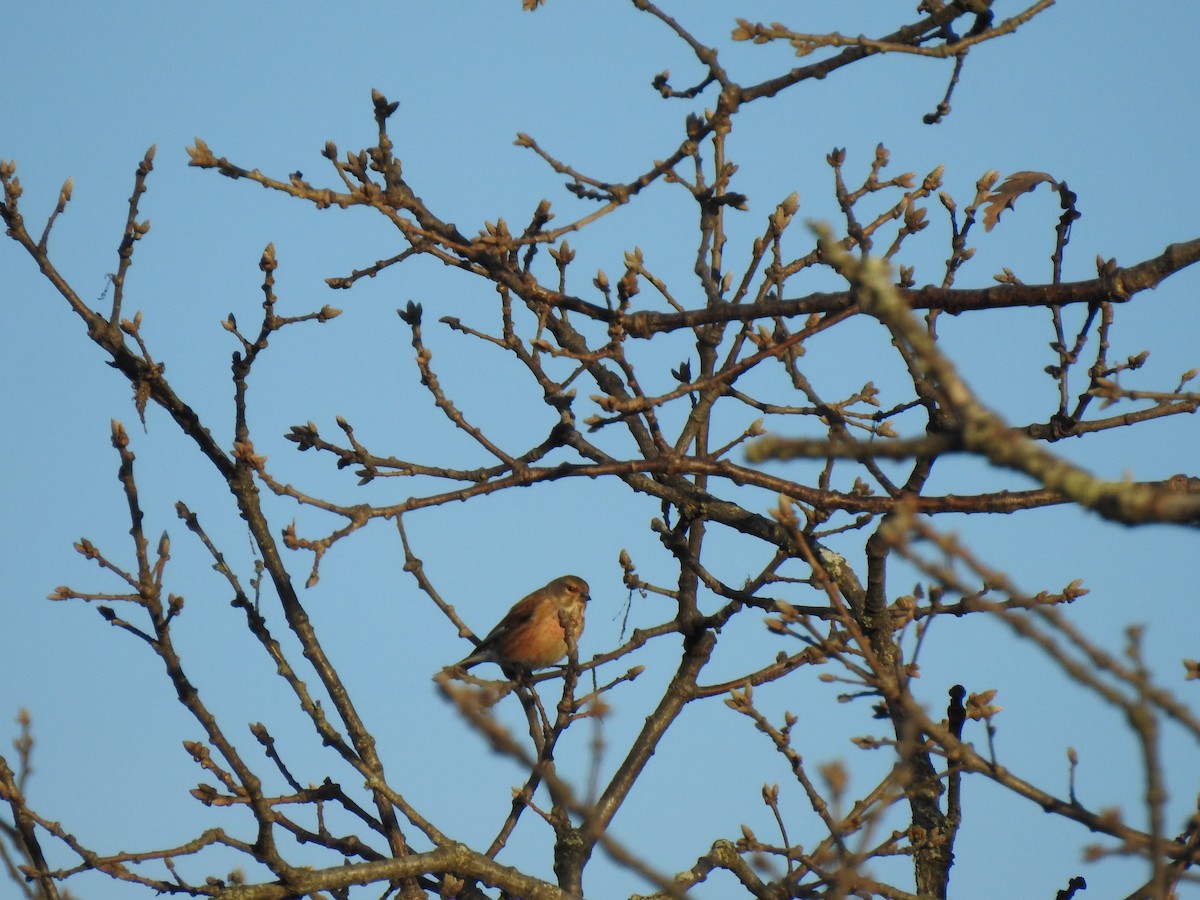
(453, 575), (590, 672)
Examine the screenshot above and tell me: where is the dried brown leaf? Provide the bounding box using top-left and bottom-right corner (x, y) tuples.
(982, 171), (1057, 232)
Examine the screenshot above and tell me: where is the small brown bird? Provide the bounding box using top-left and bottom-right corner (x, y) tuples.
(454, 575), (590, 671)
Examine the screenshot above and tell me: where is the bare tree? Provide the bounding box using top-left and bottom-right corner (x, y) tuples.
(3, 3), (1199, 899)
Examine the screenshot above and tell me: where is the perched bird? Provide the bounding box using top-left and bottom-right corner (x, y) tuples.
(454, 575), (590, 672)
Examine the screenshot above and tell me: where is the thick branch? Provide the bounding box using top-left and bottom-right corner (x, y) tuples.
(621, 236), (1200, 337)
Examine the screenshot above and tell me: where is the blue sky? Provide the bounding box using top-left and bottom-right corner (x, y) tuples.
(4, 3), (1200, 898)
